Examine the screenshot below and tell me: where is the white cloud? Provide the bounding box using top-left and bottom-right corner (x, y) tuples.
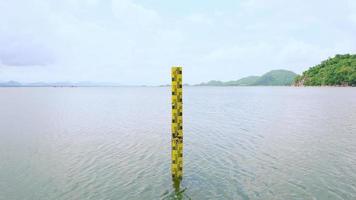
(0, 0), (355, 84)
(112, 0), (160, 26)
(185, 13), (213, 25)
(0, 0), (55, 66)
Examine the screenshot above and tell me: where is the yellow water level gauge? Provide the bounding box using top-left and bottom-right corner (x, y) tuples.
(171, 66), (183, 181)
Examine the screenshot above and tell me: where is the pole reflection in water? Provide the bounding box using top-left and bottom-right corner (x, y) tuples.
(160, 179), (191, 200)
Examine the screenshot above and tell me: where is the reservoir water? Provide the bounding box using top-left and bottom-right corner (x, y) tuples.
(0, 87), (355, 200)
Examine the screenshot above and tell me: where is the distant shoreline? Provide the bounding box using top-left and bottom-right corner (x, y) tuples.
(0, 85), (354, 88)
(0, 85), (146, 88)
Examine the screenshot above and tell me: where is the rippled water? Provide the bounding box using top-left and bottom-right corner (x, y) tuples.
(0, 87), (355, 200)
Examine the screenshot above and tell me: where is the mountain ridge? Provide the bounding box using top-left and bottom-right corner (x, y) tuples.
(198, 70), (298, 86)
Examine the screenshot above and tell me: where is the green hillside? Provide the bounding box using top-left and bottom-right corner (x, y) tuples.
(294, 54), (356, 86)
(225, 76), (260, 86)
(253, 70), (298, 86)
(198, 70), (298, 86)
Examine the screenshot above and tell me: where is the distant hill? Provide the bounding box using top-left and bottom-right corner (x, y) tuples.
(198, 70), (298, 86)
(253, 70), (298, 86)
(0, 81), (22, 87)
(294, 54), (356, 86)
(225, 76), (260, 86)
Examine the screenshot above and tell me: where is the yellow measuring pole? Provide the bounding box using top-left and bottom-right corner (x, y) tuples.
(171, 66), (183, 181)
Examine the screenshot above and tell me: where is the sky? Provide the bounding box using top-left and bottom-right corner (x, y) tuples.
(0, 0), (355, 85)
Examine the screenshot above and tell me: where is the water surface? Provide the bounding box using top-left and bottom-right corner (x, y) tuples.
(0, 87), (355, 200)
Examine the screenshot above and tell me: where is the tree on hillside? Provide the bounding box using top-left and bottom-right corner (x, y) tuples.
(294, 54), (356, 86)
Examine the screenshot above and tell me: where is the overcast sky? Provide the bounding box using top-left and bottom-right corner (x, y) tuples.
(0, 0), (355, 85)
